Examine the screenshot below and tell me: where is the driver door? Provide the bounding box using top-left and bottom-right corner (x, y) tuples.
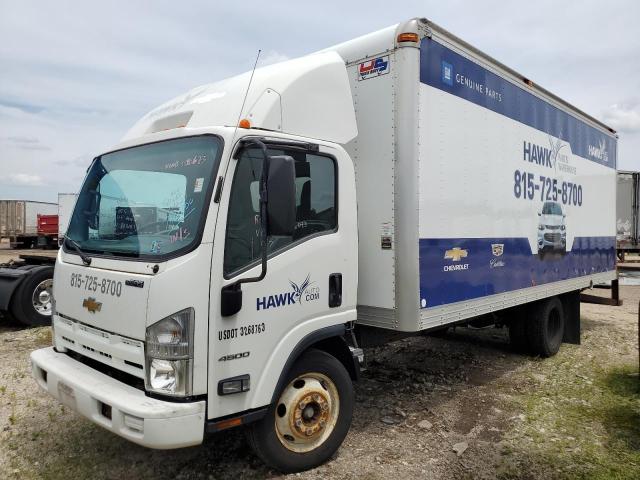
(208, 142), (354, 419)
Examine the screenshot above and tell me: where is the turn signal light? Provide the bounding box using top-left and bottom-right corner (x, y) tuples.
(214, 417), (243, 431)
(397, 32), (419, 43)
(238, 118), (251, 129)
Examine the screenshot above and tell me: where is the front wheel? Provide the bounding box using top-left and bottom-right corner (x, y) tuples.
(246, 349), (354, 473)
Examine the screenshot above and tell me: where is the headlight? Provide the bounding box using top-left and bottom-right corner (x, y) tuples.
(145, 308), (194, 397)
(538, 224), (545, 231)
(561, 225), (566, 231)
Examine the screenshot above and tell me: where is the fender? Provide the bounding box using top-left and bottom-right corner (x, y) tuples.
(269, 323), (359, 404)
(0, 268), (33, 311)
(207, 324), (357, 429)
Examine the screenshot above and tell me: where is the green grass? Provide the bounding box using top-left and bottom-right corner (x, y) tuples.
(510, 363), (640, 479)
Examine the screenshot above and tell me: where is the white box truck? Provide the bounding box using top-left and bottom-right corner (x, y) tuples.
(30, 18), (617, 472)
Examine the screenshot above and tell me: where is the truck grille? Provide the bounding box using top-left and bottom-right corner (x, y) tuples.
(54, 313), (145, 379)
(544, 233), (562, 242)
(65, 349), (145, 391)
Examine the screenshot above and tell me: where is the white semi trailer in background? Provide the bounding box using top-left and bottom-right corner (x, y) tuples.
(0, 200), (57, 248)
(30, 18), (617, 472)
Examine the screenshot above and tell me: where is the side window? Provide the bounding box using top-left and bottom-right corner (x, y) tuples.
(223, 148), (337, 276)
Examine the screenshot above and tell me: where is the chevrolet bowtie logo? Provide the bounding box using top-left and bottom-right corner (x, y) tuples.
(82, 297), (102, 314)
(444, 247), (468, 262)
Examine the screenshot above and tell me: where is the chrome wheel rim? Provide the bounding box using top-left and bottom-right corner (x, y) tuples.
(274, 372), (340, 453)
(31, 279), (53, 316)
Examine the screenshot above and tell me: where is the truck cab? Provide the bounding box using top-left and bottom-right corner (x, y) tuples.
(31, 50), (362, 472)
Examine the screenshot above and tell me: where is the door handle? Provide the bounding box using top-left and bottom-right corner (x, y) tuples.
(328, 273), (342, 308)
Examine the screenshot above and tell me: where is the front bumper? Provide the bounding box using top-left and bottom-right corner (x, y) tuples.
(31, 347), (205, 449)
(538, 232), (566, 250)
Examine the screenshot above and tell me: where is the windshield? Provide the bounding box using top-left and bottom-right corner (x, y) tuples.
(66, 136), (222, 259)
(542, 202), (563, 215)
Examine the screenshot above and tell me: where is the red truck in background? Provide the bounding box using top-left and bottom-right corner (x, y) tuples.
(37, 214), (59, 248)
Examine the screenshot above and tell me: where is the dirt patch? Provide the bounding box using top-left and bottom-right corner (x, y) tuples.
(0, 286), (638, 479)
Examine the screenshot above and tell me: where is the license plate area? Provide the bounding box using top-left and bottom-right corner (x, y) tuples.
(58, 382), (77, 409)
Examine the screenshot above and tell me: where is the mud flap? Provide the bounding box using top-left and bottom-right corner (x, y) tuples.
(561, 290), (580, 345)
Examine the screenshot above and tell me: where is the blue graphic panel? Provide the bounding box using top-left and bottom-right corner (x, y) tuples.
(419, 237), (615, 307)
(420, 38), (617, 168)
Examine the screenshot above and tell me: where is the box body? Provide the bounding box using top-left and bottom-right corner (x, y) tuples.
(338, 22), (617, 331)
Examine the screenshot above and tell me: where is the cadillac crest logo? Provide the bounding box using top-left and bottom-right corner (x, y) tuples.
(491, 244), (504, 257)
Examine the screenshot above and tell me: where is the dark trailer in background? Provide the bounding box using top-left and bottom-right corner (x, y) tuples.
(616, 171), (640, 260)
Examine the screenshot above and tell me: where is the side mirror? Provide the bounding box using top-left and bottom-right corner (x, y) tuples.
(220, 145), (296, 318)
(266, 155), (296, 236)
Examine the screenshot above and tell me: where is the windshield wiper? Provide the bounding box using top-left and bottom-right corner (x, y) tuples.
(65, 238), (92, 266)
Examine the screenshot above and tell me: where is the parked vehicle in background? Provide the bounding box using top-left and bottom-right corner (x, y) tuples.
(0, 200), (57, 248)
(537, 201), (567, 253)
(0, 254), (55, 326)
(30, 17), (617, 473)
(37, 214), (59, 248)
(616, 170), (639, 260)
(57, 193), (79, 247)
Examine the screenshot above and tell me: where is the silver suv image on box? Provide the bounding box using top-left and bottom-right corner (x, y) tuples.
(537, 201), (567, 253)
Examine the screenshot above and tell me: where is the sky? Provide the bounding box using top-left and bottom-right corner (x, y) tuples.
(1, 0), (639, 203)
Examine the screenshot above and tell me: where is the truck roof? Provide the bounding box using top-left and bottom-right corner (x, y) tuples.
(122, 51), (358, 145)
(122, 17), (615, 147)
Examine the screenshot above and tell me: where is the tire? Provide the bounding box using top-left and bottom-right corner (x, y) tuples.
(246, 349), (354, 473)
(0, 309), (20, 325)
(526, 297), (565, 357)
(10, 266), (54, 327)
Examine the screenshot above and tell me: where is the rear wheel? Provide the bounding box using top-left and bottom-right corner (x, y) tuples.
(247, 349), (354, 473)
(526, 297), (565, 357)
(10, 266), (54, 327)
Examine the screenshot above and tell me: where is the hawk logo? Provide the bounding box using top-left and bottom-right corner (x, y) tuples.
(289, 274), (312, 305)
(82, 297), (102, 314)
(491, 244), (504, 257)
(444, 247), (468, 262)
(257, 274), (320, 311)
(588, 139), (609, 163)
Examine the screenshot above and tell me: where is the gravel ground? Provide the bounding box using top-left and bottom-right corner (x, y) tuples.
(0, 269), (638, 479)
